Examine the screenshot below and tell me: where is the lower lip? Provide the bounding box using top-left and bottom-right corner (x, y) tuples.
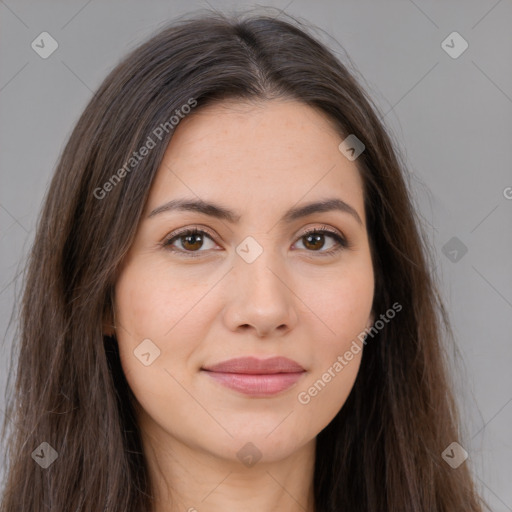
(202, 371), (305, 396)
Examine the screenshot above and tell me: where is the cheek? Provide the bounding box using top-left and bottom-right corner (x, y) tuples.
(115, 263), (162, 337)
(300, 256), (374, 345)
(295, 350), (362, 434)
(113, 262), (176, 383)
(292, 295), (367, 434)
(113, 263), (199, 427)
(114, 258), (212, 340)
(292, 256), (373, 425)
(113, 258), (218, 390)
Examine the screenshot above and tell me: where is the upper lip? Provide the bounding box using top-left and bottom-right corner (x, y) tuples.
(201, 356), (305, 374)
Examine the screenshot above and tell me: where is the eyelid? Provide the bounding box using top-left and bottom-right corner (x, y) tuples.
(300, 224), (343, 239)
(163, 224), (217, 242)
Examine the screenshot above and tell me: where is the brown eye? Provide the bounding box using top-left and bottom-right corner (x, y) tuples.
(180, 232), (204, 251)
(303, 232), (326, 251)
(163, 228), (217, 255)
(294, 228), (348, 256)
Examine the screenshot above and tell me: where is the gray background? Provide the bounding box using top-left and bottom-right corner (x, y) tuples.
(1, 0), (511, 509)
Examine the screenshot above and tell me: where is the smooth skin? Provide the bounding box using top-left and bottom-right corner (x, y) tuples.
(112, 99), (375, 512)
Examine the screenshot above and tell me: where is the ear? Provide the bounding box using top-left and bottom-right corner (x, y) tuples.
(102, 301), (116, 337)
(366, 311), (375, 330)
(103, 322), (115, 337)
(103, 319), (115, 337)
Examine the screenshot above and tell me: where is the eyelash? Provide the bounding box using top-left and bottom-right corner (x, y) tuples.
(161, 225), (350, 258)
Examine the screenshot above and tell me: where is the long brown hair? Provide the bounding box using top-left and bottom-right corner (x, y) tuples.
(1, 10), (486, 511)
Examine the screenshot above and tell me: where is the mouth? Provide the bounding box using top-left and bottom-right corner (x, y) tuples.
(201, 356), (306, 397)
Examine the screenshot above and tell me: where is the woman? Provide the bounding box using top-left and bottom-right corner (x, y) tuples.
(0, 10), (486, 512)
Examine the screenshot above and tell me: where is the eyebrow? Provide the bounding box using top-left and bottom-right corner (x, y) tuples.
(148, 197), (363, 226)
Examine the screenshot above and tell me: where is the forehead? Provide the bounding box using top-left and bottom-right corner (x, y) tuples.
(146, 99), (365, 224)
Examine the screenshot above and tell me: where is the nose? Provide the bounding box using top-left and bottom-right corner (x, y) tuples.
(222, 244), (298, 338)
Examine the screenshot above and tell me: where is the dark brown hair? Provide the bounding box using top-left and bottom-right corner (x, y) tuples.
(1, 9), (486, 512)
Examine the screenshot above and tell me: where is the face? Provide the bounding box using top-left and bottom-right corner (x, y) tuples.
(113, 99), (375, 465)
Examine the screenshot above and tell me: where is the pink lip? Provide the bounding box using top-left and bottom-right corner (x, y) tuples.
(201, 356), (306, 397)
